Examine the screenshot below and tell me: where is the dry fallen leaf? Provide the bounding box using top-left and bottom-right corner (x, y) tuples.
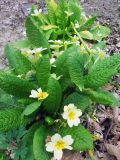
(62, 150), (83, 160)
(105, 142), (120, 160)
(113, 107), (120, 124)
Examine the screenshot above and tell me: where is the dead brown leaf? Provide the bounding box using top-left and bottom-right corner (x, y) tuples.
(62, 150), (83, 160)
(105, 142), (120, 160)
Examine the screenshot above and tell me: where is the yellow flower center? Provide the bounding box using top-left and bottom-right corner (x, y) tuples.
(23, 52), (30, 57)
(55, 140), (65, 150)
(68, 111), (76, 120)
(80, 44), (84, 50)
(99, 52), (105, 59)
(35, 52), (41, 57)
(37, 92), (48, 100)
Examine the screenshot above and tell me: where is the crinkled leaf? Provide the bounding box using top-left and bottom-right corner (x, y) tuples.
(92, 41), (106, 50)
(60, 77), (71, 91)
(25, 16), (50, 53)
(5, 44), (32, 75)
(0, 89), (19, 108)
(79, 31), (93, 40)
(80, 16), (96, 30)
(63, 92), (91, 112)
(57, 0), (68, 29)
(0, 71), (35, 98)
(85, 89), (120, 106)
(59, 125), (93, 151)
(67, 46), (85, 90)
(44, 77), (62, 114)
(69, 1), (81, 23)
(36, 55), (51, 90)
(90, 25), (110, 41)
(55, 49), (70, 91)
(0, 108), (30, 132)
(33, 126), (51, 160)
(85, 54), (120, 89)
(12, 39), (31, 49)
(46, 0), (57, 24)
(23, 123), (40, 160)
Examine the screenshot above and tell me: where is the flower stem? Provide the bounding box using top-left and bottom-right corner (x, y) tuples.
(71, 22), (91, 55)
(88, 150), (95, 160)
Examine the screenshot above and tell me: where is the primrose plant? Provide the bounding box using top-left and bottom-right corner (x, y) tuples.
(0, 0), (120, 159)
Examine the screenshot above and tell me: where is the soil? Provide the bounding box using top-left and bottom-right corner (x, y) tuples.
(0, 0), (120, 160)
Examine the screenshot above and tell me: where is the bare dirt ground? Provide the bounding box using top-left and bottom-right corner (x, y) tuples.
(0, 0), (120, 160)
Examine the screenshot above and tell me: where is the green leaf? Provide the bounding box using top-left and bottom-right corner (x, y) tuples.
(59, 125), (93, 151)
(44, 77), (62, 114)
(90, 25), (110, 41)
(18, 98), (34, 105)
(0, 71), (35, 98)
(85, 54), (120, 89)
(79, 30), (93, 40)
(60, 77), (71, 91)
(63, 92), (91, 112)
(80, 16), (96, 30)
(92, 41), (106, 50)
(23, 101), (41, 116)
(57, 0), (68, 29)
(25, 16), (50, 53)
(67, 46), (85, 90)
(0, 153), (4, 160)
(41, 24), (58, 31)
(45, 29), (54, 40)
(0, 108), (29, 132)
(33, 126), (51, 160)
(85, 89), (120, 106)
(55, 50), (69, 77)
(36, 55), (51, 90)
(69, 1), (81, 23)
(5, 44), (32, 75)
(55, 49), (71, 91)
(0, 89), (19, 108)
(23, 123), (40, 160)
(46, 0), (57, 24)
(12, 39), (31, 49)
(23, 122), (40, 144)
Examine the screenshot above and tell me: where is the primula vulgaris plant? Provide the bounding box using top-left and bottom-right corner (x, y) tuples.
(0, 0), (120, 159)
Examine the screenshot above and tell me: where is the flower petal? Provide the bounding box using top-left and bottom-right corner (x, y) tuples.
(54, 149), (63, 160)
(29, 90), (38, 98)
(65, 145), (73, 150)
(51, 133), (61, 142)
(37, 88), (42, 93)
(46, 142), (54, 152)
(77, 109), (82, 117)
(74, 117), (80, 126)
(50, 58), (56, 64)
(67, 120), (74, 128)
(62, 112), (68, 120)
(63, 135), (74, 146)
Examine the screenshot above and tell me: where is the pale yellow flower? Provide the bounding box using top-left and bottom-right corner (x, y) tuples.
(31, 9), (42, 16)
(62, 104), (82, 127)
(29, 88), (48, 100)
(46, 133), (74, 160)
(50, 58), (56, 64)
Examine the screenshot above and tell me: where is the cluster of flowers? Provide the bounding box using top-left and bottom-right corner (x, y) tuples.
(22, 8), (108, 66)
(21, 8), (108, 160)
(30, 88), (82, 160)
